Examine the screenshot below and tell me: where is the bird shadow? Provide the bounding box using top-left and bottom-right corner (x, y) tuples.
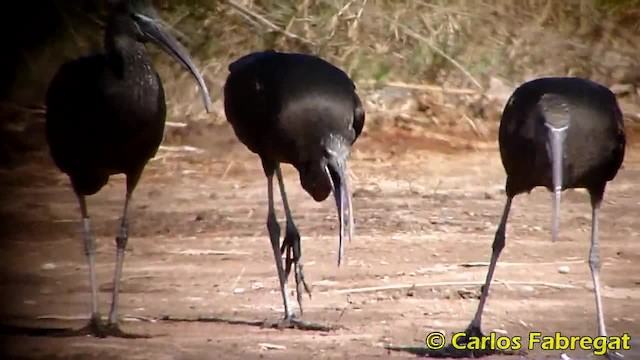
(158, 314), (344, 332)
(0, 322), (164, 339)
(0, 323), (70, 337)
(385, 343), (524, 358)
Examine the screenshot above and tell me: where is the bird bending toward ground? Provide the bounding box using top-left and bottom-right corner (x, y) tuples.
(223, 50), (364, 330)
(45, 0), (212, 338)
(459, 77), (626, 359)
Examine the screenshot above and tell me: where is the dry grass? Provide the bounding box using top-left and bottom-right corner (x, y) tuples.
(4, 0), (640, 142)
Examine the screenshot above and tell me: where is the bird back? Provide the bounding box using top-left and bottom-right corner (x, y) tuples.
(224, 51), (363, 163)
(499, 77), (625, 190)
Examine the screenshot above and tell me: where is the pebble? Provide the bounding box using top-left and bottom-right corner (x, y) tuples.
(41, 263), (56, 271)
(520, 285), (535, 293)
(251, 282), (263, 290)
(558, 265), (570, 274)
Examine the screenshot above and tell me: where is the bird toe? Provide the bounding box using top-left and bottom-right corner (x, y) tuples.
(49, 315), (106, 338)
(102, 322), (151, 339)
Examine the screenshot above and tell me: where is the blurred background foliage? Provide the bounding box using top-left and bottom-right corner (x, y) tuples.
(1, 0), (639, 165)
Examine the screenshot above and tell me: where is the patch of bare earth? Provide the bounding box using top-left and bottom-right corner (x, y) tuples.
(1, 125), (639, 359)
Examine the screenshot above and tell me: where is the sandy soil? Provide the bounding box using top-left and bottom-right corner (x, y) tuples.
(0, 125), (639, 360)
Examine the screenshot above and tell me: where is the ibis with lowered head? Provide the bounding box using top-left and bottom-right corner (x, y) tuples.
(223, 50), (364, 330)
(459, 77), (625, 359)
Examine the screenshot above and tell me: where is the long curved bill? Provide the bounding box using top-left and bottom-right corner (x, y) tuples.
(326, 157), (353, 267)
(545, 123), (568, 242)
(134, 13), (213, 113)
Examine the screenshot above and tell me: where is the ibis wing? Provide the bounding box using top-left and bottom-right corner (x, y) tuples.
(228, 50), (277, 74)
(353, 93), (365, 141)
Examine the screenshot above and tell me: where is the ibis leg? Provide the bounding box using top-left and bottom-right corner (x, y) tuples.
(275, 166), (312, 314)
(587, 192), (622, 360)
(102, 173), (148, 338)
(53, 195), (106, 337)
(263, 168), (336, 332)
(100, 193), (147, 338)
(80, 196), (104, 334)
(107, 192), (130, 326)
(462, 195), (513, 350)
(384, 196), (515, 357)
(79, 196), (105, 335)
(266, 172), (294, 320)
(589, 199), (606, 337)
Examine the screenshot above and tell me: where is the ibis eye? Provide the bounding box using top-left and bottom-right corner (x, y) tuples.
(131, 15), (143, 34)
(324, 147), (337, 158)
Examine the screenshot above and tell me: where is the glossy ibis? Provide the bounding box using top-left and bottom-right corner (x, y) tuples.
(462, 77), (626, 359)
(223, 50), (364, 330)
(45, 0), (212, 338)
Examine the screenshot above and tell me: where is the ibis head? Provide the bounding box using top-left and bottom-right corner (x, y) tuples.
(300, 134), (354, 266)
(106, 0), (212, 112)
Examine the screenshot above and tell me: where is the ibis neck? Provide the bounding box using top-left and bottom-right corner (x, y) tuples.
(109, 41), (154, 80)
(103, 32), (160, 110)
(104, 21), (154, 79)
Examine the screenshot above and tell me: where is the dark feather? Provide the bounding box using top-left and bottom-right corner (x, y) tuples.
(499, 77), (625, 196)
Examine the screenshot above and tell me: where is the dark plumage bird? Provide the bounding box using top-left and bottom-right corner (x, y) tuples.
(461, 77), (625, 358)
(223, 50), (364, 330)
(45, 0), (211, 338)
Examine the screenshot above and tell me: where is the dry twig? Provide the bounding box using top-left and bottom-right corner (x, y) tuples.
(258, 343), (287, 351)
(331, 280), (578, 294)
(177, 249), (251, 256)
(376, 12), (483, 89)
(225, 0), (316, 46)
(230, 266), (246, 291)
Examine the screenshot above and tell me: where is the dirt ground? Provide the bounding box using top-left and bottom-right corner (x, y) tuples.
(1, 124), (639, 360)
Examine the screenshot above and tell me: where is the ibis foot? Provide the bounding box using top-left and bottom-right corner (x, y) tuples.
(52, 314), (107, 338)
(262, 316), (338, 332)
(53, 315), (149, 339)
(281, 235), (312, 303)
(291, 261), (312, 314)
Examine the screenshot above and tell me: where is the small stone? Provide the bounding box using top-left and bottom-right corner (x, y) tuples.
(558, 265), (570, 274)
(233, 287), (245, 294)
(41, 263), (56, 271)
(251, 282), (264, 290)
